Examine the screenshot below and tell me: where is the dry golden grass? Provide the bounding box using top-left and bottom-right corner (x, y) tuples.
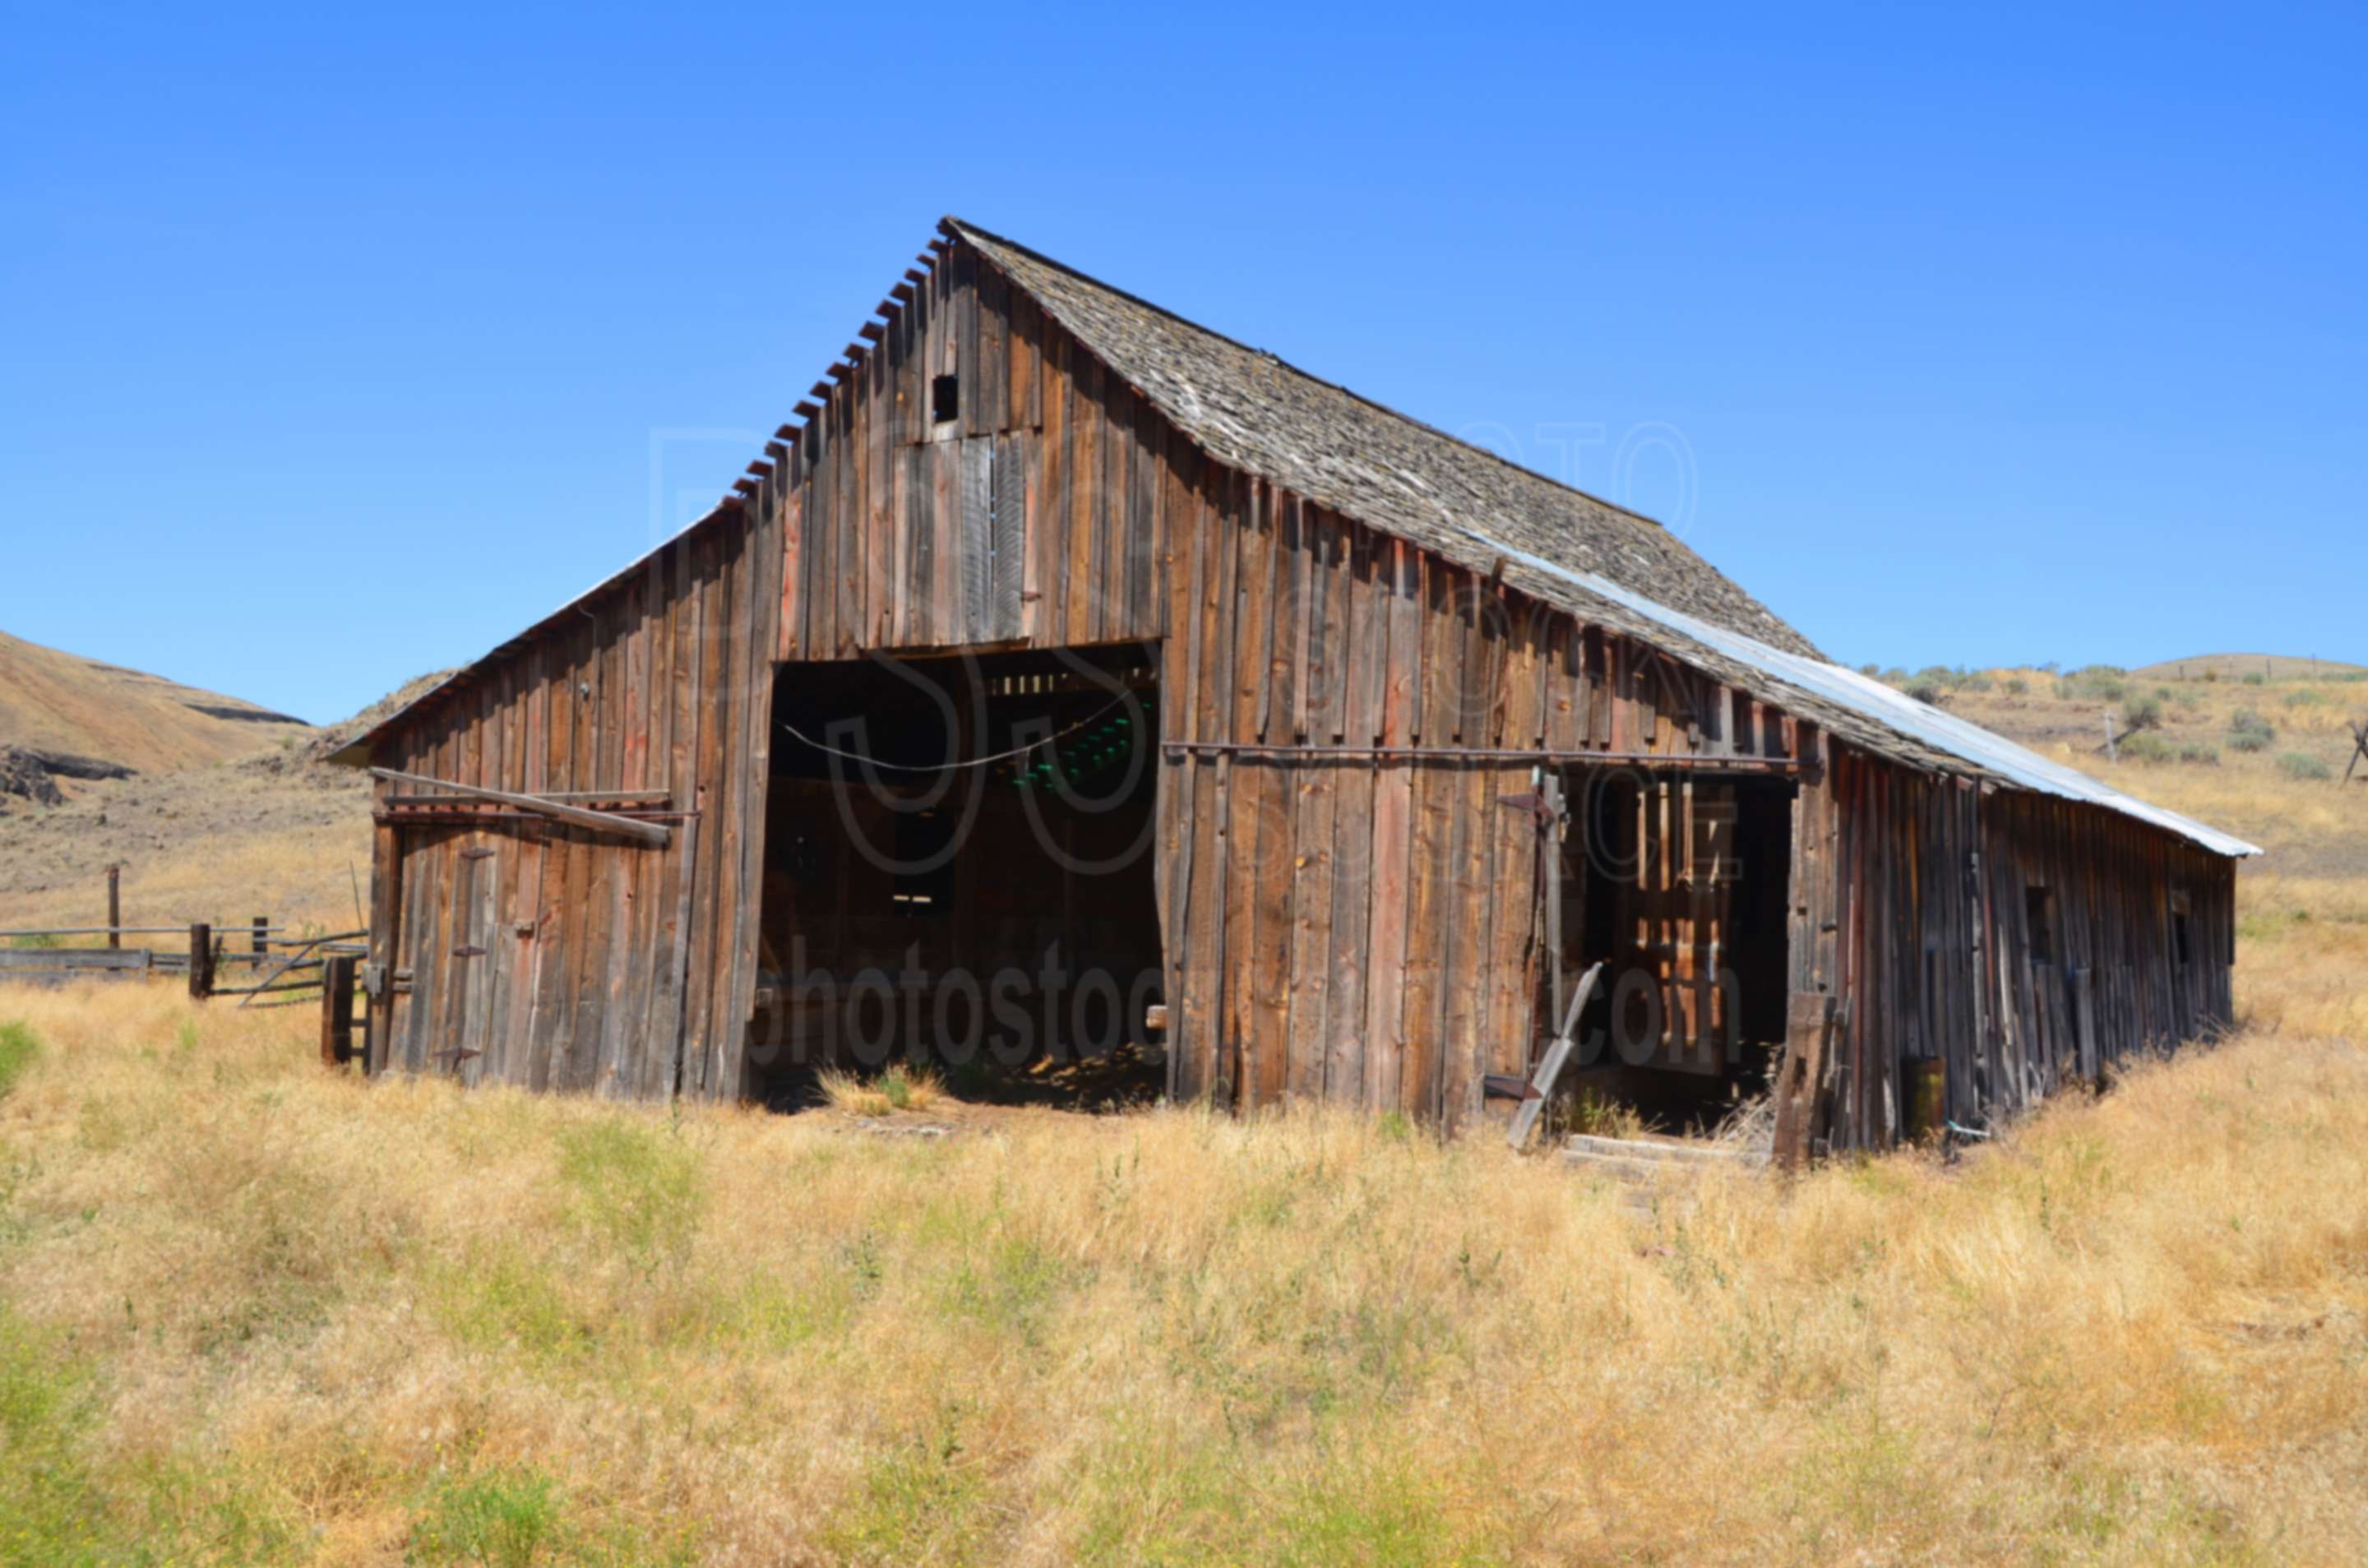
(818, 1066), (948, 1118)
(0, 659), (2359, 1564)
(1, 980), (2364, 1566)
(0, 821), (374, 940)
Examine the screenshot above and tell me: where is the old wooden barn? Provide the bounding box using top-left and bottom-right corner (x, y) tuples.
(331, 216), (2259, 1151)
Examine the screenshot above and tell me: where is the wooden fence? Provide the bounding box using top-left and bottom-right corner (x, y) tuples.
(1, 880), (371, 1074)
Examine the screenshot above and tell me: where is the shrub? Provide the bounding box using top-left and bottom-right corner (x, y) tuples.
(2004, 677), (2029, 697)
(2228, 710), (2277, 752)
(2119, 696), (2163, 733)
(2064, 667), (2128, 705)
(2283, 689), (2325, 708)
(2120, 732), (2216, 765)
(2242, 672), (2268, 686)
(2278, 752), (2333, 781)
(1904, 678), (1947, 705)
(1956, 671), (1994, 695)
(821, 1065), (945, 1117)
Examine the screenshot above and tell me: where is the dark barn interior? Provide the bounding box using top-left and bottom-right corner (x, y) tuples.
(1553, 770), (1796, 1131)
(748, 645), (1165, 1108)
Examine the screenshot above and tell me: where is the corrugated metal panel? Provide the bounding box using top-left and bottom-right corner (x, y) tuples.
(1461, 527), (2262, 859)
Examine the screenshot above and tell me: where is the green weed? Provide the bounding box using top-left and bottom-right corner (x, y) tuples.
(0, 1021), (38, 1098)
(556, 1120), (703, 1269)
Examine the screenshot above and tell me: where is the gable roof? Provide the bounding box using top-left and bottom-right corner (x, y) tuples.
(332, 218), (2257, 858)
(946, 218), (1819, 661)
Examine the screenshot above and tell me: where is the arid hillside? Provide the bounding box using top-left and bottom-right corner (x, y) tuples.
(0, 629), (314, 789)
(2131, 651), (2367, 683)
(0, 654), (446, 936)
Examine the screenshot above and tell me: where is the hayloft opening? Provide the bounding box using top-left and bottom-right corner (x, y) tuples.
(1550, 769), (1796, 1134)
(748, 643), (1166, 1112)
(931, 373), (960, 424)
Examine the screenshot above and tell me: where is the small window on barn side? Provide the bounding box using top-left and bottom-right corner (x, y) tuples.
(932, 373), (960, 424)
(2025, 885), (2056, 964)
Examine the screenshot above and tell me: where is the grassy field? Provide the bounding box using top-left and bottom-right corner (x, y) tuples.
(0, 663), (2362, 1566)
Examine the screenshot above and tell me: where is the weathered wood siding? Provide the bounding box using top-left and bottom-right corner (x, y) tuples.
(366, 502), (782, 1101)
(1812, 743), (2238, 1149)
(1148, 472), (1807, 1131)
(775, 236), (1164, 660)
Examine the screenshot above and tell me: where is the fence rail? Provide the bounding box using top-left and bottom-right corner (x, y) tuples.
(2, 878), (372, 1076)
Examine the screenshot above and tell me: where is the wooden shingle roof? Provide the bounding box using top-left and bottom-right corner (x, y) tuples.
(946, 216), (1820, 660)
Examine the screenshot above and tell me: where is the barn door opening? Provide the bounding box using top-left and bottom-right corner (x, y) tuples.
(747, 642), (1165, 1111)
(1547, 769), (1795, 1133)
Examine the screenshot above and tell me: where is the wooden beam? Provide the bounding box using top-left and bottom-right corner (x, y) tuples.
(379, 789), (672, 807)
(367, 767), (673, 846)
(1506, 962), (1604, 1149)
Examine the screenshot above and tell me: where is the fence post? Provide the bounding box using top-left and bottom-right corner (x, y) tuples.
(188, 923), (214, 1000)
(251, 917), (270, 963)
(106, 867), (121, 951)
(321, 955), (357, 1067)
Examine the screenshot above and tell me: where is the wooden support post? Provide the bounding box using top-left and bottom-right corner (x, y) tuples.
(187, 923), (215, 1001)
(105, 866), (120, 950)
(1771, 991), (1834, 1171)
(1542, 773), (1566, 1029)
(320, 955), (357, 1067)
(251, 916), (270, 962)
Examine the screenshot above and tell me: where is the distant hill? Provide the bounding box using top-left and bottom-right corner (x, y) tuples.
(2134, 652), (2368, 682)
(0, 661), (451, 929)
(0, 628), (314, 793)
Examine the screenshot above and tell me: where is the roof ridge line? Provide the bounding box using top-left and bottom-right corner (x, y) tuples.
(940, 215), (1672, 536)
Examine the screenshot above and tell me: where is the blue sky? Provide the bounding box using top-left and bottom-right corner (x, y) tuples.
(3, 3), (2361, 724)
